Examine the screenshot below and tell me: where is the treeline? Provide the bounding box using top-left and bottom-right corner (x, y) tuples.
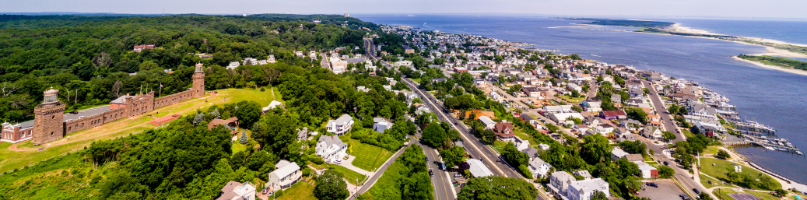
(738, 54), (807, 70)
(0, 14), (370, 122)
(576, 18), (674, 28)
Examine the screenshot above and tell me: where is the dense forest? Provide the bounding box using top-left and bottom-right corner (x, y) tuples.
(0, 14), (374, 122)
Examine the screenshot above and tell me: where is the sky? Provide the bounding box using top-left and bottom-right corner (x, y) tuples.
(1, 0), (806, 20)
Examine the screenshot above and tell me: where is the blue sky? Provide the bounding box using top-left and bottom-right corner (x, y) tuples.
(2, 0), (806, 19)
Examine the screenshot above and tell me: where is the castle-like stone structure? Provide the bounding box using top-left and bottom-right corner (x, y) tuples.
(1, 63), (205, 144)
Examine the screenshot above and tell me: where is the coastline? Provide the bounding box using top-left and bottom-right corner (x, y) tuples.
(731, 55), (807, 76)
(641, 23), (807, 59)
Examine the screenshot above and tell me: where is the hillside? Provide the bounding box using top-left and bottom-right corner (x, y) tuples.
(0, 14), (372, 122)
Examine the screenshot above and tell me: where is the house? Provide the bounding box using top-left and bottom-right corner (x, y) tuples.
(544, 105), (573, 114)
(478, 116), (496, 130)
(567, 178), (610, 200)
(642, 126), (663, 140)
(688, 103), (718, 120)
(527, 157), (552, 179)
(596, 124), (615, 135)
(621, 119), (643, 131)
(617, 133), (636, 142)
(599, 110), (627, 120)
(209, 117), (239, 134)
(548, 113), (584, 124)
(217, 181), (256, 200)
(573, 124), (588, 135)
(581, 101), (602, 113)
(227, 61), (241, 70)
(548, 171), (576, 199)
(611, 94), (622, 103)
(521, 146), (540, 158)
(267, 160), (302, 190)
(415, 105), (431, 115)
(573, 170), (592, 180)
(329, 58), (347, 74)
(694, 121), (725, 137)
(262, 100), (285, 113)
(635, 161), (658, 178)
(297, 127), (309, 141)
(133, 44), (155, 52)
(316, 135), (348, 163)
(372, 117), (391, 133)
(522, 87), (551, 99)
(625, 154), (644, 162)
(464, 159), (494, 178)
(538, 143), (550, 151)
(326, 114), (354, 135)
(611, 147), (629, 160)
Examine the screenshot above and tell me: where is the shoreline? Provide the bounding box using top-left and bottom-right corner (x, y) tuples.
(731, 56), (807, 76)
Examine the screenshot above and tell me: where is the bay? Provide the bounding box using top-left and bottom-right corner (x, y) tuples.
(355, 14), (807, 183)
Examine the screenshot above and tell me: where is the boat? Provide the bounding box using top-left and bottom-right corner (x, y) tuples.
(765, 146), (775, 151)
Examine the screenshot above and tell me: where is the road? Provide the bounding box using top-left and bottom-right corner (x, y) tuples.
(641, 138), (712, 199)
(641, 80), (685, 142)
(350, 137), (410, 200)
(413, 125), (458, 200)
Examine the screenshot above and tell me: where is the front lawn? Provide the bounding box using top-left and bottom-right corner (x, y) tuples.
(492, 140), (507, 153)
(364, 157), (407, 199)
(275, 181), (317, 200)
(700, 158), (781, 190)
(326, 164), (368, 185)
(347, 139), (393, 172)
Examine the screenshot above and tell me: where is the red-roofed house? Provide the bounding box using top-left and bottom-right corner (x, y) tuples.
(599, 110), (627, 120)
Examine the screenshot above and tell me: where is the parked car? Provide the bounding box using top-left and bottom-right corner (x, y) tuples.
(647, 182), (658, 187)
(693, 188), (700, 194)
(663, 161), (669, 166)
(454, 173), (463, 177)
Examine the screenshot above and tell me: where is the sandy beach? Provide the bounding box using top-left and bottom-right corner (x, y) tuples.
(732, 56), (807, 76)
(649, 24), (807, 59)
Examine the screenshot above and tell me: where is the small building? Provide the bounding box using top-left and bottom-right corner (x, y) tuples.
(625, 154), (644, 162)
(209, 117), (239, 134)
(478, 116), (496, 130)
(297, 127), (309, 141)
(316, 135), (348, 164)
(267, 160), (302, 190)
(372, 117), (390, 133)
(326, 114), (354, 135)
(133, 44), (155, 52)
(464, 159), (494, 178)
(527, 157), (552, 179)
(548, 171), (575, 199)
(641, 126), (662, 140)
(567, 178), (610, 200)
(599, 110), (627, 120)
(217, 181), (256, 200)
(635, 161), (658, 179)
(611, 147), (629, 160)
(573, 170), (592, 180)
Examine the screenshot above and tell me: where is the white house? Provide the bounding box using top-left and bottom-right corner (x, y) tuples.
(266, 160), (302, 189)
(466, 159), (494, 178)
(316, 135), (348, 164)
(548, 171), (576, 198)
(478, 116), (496, 129)
(611, 147), (629, 160)
(217, 181), (256, 200)
(567, 178), (610, 200)
(641, 126), (662, 140)
(548, 113), (584, 124)
(635, 161), (658, 179)
(372, 117), (391, 133)
(326, 114), (354, 135)
(527, 157), (552, 179)
(544, 105), (573, 114)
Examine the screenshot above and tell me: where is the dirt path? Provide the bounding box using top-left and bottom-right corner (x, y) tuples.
(9, 93), (217, 152)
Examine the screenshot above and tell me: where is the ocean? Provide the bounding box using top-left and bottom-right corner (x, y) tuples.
(354, 14), (807, 183)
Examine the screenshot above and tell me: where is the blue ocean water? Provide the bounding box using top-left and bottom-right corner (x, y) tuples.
(355, 14), (807, 183)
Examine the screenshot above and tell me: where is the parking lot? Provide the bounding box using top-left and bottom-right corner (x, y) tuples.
(637, 180), (688, 200)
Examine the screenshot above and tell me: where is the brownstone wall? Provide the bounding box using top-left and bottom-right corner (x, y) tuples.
(32, 102), (65, 144)
(154, 89), (195, 110)
(64, 109), (126, 135)
(124, 92), (155, 117)
(192, 71), (205, 98)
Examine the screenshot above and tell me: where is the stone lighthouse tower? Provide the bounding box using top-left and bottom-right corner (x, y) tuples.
(192, 62), (206, 98)
(32, 87), (65, 144)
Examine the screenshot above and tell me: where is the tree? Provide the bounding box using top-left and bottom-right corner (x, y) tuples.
(439, 146), (466, 168)
(699, 192), (713, 200)
(716, 150), (731, 159)
(774, 189), (788, 197)
(625, 107), (648, 124)
(422, 122), (446, 148)
(457, 176), (537, 200)
(657, 165), (674, 178)
(662, 131), (677, 141)
(591, 191), (608, 200)
(580, 135), (612, 164)
(239, 130), (248, 144)
(314, 170), (349, 200)
(572, 105), (583, 112)
(193, 113), (205, 126)
(234, 101), (261, 128)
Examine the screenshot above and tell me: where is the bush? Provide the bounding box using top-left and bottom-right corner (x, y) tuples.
(716, 150), (731, 159)
(302, 168), (313, 176)
(260, 87), (266, 92)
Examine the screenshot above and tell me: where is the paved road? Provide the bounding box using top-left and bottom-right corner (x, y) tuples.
(640, 137), (712, 200)
(403, 78), (524, 178)
(350, 138), (409, 199)
(642, 81), (685, 142)
(412, 125), (458, 200)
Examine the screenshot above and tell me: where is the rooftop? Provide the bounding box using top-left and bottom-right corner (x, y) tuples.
(63, 105), (112, 122)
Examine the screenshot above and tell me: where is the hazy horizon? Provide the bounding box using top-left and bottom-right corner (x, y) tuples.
(1, 0), (806, 20)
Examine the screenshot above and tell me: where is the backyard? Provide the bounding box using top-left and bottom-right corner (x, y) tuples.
(274, 180), (317, 200)
(347, 139), (393, 172)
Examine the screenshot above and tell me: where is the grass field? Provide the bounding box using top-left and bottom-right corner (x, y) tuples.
(0, 88), (268, 173)
(275, 181), (317, 200)
(703, 146), (720, 156)
(326, 164), (368, 185)
(492, 140), (507, 153)
(559, 95), (585, 104)
(363, 158), (407, 199)
(700, 158), (781, 190)
(347, 139), (393, 172)
(712, 188), (780, 200)
(699, 174), (726, 189)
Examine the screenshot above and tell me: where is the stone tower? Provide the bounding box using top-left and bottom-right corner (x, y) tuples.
(32, 87), (65, 144)
(192, 62), (206, 98)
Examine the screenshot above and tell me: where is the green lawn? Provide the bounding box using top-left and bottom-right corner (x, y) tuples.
(745, 190), (781, 200)
(699, 174), (726, 189)
(703, 146), (720, 156)
(514, 129), (531, 141)
(326, 164), (368, 185)
(272, 86), (285, 103)
(347, 139), (393, 172)
(559, 95), (585, 103)
(275, 181), (317, 200)
(700, 158), (781, 190)
(492, 140), (507, 153)
(712, 189), (780, 200)
(682, 129), (695, 138)
(363, 158), (407, 199)
(410, 78), (421, 84)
